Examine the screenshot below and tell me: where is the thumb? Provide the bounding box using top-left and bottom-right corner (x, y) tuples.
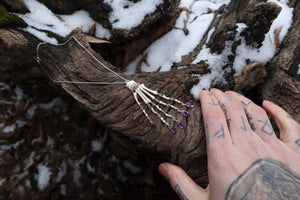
(159, 162), (209, 200)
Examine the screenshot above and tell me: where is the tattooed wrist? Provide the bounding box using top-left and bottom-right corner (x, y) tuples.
(225, 159), (300, 200)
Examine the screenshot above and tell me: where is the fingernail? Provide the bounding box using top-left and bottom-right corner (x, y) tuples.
(225, 91), (235, 95)
(158, 163), (169, 178)
(263, 100), (274, 107)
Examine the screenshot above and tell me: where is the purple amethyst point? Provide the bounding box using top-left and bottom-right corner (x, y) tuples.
(186, 103), (194, 108)
(169, 126), (177, 134)
(182, 111), (190, 117)
(178, 121), (185, 129)
(151, 123), (157, 131)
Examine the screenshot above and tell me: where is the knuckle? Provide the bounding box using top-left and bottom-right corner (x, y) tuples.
(248, 104), (266, 116)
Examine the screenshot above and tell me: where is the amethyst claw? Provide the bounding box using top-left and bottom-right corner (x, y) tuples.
(169, 126), (177, 134)
(178, 121), (186, 129)
(186, 103), (194, 108)
(182, 111), (190, 117)
(151, 123), (157, 131)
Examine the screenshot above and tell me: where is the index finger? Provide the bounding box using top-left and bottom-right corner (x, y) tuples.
(200, 90), (231, 154)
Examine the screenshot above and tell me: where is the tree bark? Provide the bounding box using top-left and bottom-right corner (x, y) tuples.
(261, 0), (300, 123)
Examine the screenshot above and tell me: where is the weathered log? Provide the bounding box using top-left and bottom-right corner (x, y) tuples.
(35, 28), (210, 184)
(261, 0), (300, 123)
(0, 0), (299, 188)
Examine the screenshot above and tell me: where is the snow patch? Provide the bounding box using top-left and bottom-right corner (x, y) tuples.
(122, 160), (141, 174)
(91, 139), (102, 152)
(124, 0), (293, 100)
(0, 139), (24, 157)
(104, 0), (163, 29)
(35, 164), (51, 190)
(54, 161), (67, 183)
(2, 120), (26, 133)
(19, 0), (111, 44)
(190, 1), (293, 99)
(60, 184), (67, 196)
(125, 0), (226, 74)
(68, 156), (86, 186)
(46, 136), (54, 148)
(26, 97), (64, 119)
(0, 178), (5, 186)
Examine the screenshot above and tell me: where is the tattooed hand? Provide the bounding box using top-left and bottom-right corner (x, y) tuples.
(159, 89), (300, 200)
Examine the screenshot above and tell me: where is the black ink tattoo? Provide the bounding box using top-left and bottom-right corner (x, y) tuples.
(295, 138), (300, 147)
(208, 98), (218, 106)
(225, 159), (300, 200)
(258, 119), (274, 135)
(174, 184), (189, 200)
(205, 123), (210, 147)
(241, 101), (252, 107)
(221, 103), (231, 126)
(286, 115), (293, 119)
(246, 113), (256, 131)
(213, 124), (225, 138)
(223, 94), (232, 101)
(241, 116), (247, 131)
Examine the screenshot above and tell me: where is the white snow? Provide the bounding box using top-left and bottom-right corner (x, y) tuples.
(2, 120), (26, 133)
(68, 156), (86, 186)
(26, 97), (64, 119)
(0, 139), (24, 157)
(19, 0), (111, 44)
(35, 164), (51, 190)
(125, 1), (227, 74)
(122, 160), (141, 174)
(104, 0), (163, 29)
(91, 139), (102, 152)
(0, 178), (5, 186)
(60, 184), (67, 196)
(125, 0), (293, 99)
(54, 161), (66, 183)
(298, 64), (300, 74)
(46, 136), (54, 148)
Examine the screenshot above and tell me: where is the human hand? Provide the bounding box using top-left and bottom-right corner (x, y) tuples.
(159, 89), (300, 200)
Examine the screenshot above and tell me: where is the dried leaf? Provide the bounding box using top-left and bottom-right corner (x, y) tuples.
(274, 26), (283, 47)
(89, 23), (96, 36)
(86, 35), (110, 44)
(234, 62), (266, 92)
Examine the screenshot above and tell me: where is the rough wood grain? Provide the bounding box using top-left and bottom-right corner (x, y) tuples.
(261, 0), (300, 123)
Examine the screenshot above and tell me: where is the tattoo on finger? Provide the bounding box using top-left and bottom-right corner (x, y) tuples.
(241, 116), (247, 131)
(205, 123), (210, 147)
(295, 138), (300, 147)
(223, 94), (233, 101)
(246, 113), (256, 131)
(241, 101), (253, 107)
(208, 98), (218, 106)
(221, 104), (231, 126)
(258, 119), (274, 136)
(174, 184), (189, 200)
(213, 124), (225, 139)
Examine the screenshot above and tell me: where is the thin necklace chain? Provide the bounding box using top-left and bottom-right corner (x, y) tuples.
(36, 36), (128, 85)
